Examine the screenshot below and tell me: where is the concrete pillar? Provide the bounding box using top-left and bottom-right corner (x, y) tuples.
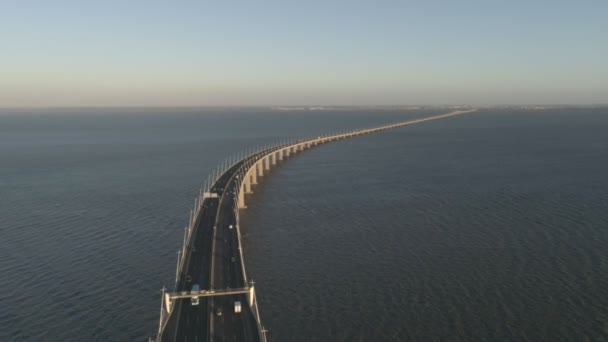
(264, 156), (270, 170)
(251, 167), (257, 185)
(286, 147), (291, 156)
(257, 160), (264, 177)
(238, 189), (246, 209)
(245, 177), (252, 193)
(278, 149), (284, 161)
(271, 152), (277, 165)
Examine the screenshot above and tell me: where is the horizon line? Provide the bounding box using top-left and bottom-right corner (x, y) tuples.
(1, 104), (607, 111)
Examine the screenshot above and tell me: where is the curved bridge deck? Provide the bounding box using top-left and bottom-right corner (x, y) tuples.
(156, 109), (475, 342)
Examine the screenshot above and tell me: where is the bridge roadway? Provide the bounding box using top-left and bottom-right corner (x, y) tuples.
(160, 150), (277, 342)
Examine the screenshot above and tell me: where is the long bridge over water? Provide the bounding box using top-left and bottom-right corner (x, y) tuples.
(155, 109), (476, 342)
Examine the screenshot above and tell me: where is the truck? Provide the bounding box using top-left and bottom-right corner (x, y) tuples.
(234, 301), (242, 314)
(191, 284), (200, 306)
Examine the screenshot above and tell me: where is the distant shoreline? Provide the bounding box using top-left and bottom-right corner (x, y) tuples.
(1, 104), (607, 112)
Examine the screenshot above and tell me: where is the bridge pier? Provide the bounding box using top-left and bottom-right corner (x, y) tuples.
(251, 166), (258, 185)
(264, 156), (270, 170)
(271, 152), (277, 165)
(257, 161), (264, 177)
(245, 177), (252, 194)
(278, 149), (284, 161)
(238, 190), (246, 209)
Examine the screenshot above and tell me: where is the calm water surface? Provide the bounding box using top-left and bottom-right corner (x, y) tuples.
(1, 108), (607, 341)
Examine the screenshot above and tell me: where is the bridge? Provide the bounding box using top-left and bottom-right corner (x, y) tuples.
(155, 109), (476, 341)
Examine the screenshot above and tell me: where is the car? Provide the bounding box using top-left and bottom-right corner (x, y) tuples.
(216, 307), (223, 316)
(229, 225), (233, 229)
(191, 284), (200, 306)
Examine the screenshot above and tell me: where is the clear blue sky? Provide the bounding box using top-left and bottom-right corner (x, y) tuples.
(1, 0), (607, 107)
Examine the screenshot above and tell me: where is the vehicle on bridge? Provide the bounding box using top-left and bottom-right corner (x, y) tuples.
(191, 284), (200, 306)
(234, 301), (242, 314)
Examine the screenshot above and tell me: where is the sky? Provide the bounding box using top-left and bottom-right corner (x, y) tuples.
(1, 0), (607, 107)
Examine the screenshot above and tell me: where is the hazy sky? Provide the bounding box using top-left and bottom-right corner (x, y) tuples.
(1, 0), (607, 107)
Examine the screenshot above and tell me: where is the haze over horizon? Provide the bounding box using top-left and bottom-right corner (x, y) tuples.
(2, 1), (607, 108)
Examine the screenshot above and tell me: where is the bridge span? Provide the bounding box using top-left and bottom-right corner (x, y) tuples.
(155, 109), (475, 342)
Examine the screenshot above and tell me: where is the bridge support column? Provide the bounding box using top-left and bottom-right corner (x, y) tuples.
(286, 148), (290, 157)
(264, 156), (270, 170)
(251, 167), (257, 185)
(238, 190), (246, 209)
(278, 149), (284, 161)
(245, 177), (252, 194)
(257, 161), (264, 177)
(272, 152), (277, 165)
